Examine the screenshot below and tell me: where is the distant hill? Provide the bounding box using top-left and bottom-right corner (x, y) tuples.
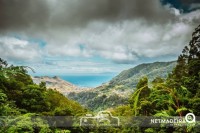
(68, 61), (177, 111)
(109, 61), (176, 88)
(32, 76), (92, 95)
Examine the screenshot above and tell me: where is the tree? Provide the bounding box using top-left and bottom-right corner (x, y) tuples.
(129, 76), (151, 116)
(1, 113), (51, 133)
(0, 91), (20, 116)
(172, 25), (200, 95)
(21, 85), (50, 113)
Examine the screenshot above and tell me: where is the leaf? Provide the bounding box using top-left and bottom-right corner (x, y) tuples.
(154, 111), (169, 117)
(176, 107), (192, 113)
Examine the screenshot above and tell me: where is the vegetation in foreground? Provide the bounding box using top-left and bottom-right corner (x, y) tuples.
(0, 58), (87, 132)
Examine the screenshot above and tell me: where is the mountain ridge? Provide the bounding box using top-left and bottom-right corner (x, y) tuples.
(109, 61), (176, 88)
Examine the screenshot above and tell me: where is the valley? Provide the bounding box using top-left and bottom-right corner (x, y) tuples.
(32, 61), (177, 111)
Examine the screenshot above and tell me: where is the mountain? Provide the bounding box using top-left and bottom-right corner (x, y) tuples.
(32, 76), (92, 95)
(68, 61), (177, 111)
(109, 61), (176, 88)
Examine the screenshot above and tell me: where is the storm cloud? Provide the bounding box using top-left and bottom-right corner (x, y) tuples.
(0, 0), (175, 33)
(0, 0), (200, 64)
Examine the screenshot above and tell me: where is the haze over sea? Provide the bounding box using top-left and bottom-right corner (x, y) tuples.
(59, 74), (115, 88)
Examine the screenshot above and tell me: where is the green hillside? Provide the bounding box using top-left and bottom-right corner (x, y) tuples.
(109, 61), (176, 88)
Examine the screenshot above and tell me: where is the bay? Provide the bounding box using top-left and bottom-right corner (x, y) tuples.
(59, 74), (115, 88)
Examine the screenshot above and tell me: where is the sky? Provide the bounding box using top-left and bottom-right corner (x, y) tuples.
(0, 0), (200, 76)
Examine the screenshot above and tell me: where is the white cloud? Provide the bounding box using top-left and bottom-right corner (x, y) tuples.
(29, 59), (132, 75)
(0, 36), (42, 62)
(44, 18), (193, 63)
(180, 10), (200, 23)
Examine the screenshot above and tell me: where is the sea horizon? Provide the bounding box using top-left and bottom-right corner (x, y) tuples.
(60, 75), (115, 88)
(32, 74), (116, 88)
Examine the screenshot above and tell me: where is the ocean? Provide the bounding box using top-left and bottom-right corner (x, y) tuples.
(59, 74), (115, 88)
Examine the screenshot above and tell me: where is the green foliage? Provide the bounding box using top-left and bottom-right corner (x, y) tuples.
(46, 89), (86, 116)
(152, 77), (164, 84)
(129, 76), (150, 116)
(21, 85), (50, 113)
(1, 113), (51, 133)
(54, 129), (71, 133)
(112, 105), (133, 116)
(136, 76), (148, 89)
(0, 91), (20, 116)
(0, 58), (87, 132)
(189, 98), (200, 116)
(69, 91), (128, 111)
(145, 128), (154, 133)
(171, 25), (200, 95)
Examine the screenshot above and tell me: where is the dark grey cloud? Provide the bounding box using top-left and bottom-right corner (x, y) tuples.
(0, 0), (50, 32)
(0, 0), (175, 33)
(176, 0), (200, 11)
(180, 0), (200, 4)
(53, 0), (174, 23)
